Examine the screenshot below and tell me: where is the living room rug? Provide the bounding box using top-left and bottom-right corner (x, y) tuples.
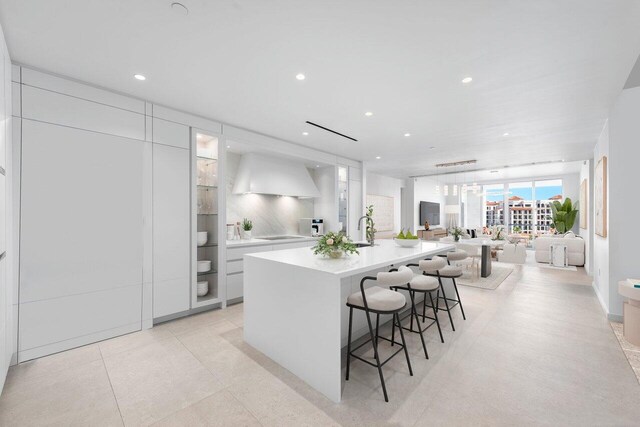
(456, 265), (513, 290)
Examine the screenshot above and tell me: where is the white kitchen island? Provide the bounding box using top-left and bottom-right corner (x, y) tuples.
(244, 239), (454, 402)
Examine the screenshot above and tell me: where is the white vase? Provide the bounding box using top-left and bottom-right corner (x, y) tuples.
(243, 230), (252, 239)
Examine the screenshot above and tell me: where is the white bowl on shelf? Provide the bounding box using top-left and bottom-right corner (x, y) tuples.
(197, 280), (209, 297)
(394, 238), (421, 247)
(197, 232), (208, 246)
(197, 260), (212, 273)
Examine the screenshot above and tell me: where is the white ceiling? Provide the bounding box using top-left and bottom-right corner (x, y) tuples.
(2, 0), (640, 178)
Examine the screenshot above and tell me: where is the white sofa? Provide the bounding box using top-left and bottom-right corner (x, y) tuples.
(534, 232), (585, 266)
(498, 243), (527, 264)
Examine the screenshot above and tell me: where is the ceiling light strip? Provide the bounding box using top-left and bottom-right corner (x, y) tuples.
(410, 159), (567, 179)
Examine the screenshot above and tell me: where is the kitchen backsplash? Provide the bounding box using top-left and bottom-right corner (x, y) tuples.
(226, 152), (314, 236)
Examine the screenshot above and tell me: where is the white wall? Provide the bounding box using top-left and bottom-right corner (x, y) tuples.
(412, 177), (446, 231)
(592, 121), (611, 316)
(366, 172), (403, 235)
(0, 22), (11, 392)
(607, 86), (640, 319)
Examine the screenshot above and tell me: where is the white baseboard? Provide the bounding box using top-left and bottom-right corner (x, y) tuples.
(592, 280), (609, 317)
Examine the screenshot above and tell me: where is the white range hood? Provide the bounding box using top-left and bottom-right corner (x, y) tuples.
(232, 153), (320, 198)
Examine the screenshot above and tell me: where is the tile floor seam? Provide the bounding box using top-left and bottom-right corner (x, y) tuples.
(97, 345), (126, 427)
(226, 389), (268, 427)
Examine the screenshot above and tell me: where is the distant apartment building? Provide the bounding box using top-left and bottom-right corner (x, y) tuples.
(485, 194), (562, 234)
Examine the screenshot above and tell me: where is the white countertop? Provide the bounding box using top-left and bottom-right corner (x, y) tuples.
(245, 239), (455, 277)
(226, 235), (318, 248)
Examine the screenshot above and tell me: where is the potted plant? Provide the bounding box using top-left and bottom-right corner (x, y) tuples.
(311, 231), (359, 258)
(449, 226), (463, 242)
(549, 198), (579, 234)
(490, 225), (505, 241)
(242, 218), (253, 239)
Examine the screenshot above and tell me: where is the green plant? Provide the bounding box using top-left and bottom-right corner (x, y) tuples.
(365, 205), (377, 243)
(242, 218), (253, 231)
(490, 225), (505, 240)
(311, 231), (359, 257)
(513, 225), (522, 233)
(550, 198), (579, 234)
(449, 227), (463, 242)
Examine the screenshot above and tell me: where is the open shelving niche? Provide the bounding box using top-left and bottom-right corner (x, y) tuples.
(191, 131), (226, 308)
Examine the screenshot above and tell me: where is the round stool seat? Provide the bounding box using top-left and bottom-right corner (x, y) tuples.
(447, 250), (468, 261)
(409, 275), (440, 291)
(438, 265), (463, 277)
(347, 286), (406, 312)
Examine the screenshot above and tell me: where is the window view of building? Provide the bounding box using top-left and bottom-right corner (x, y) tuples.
(483, 179), (563, 235)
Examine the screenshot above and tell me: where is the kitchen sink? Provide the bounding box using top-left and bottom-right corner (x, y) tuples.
(260, 236), (305, 240)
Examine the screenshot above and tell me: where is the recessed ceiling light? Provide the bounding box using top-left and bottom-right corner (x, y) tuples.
(315, 165), (320, 168)
(404, 133), (411, 137)
(490, 170), (499, 173)
(365, 112), (373, 117)
(134, 74), (146, 81)
(296, 73), (305, 81)
(375, 156), (381, 159)
(226, 145), (230, 148)
(171, 2), (189, 15)
(461, 77), (473, 84)
(503, 132), (509, 136)
(302, 132), (309, 136)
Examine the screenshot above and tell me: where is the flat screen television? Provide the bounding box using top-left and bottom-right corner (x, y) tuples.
(420, 201), (440, 226)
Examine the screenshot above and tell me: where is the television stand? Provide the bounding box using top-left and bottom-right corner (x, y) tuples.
(418, 228), (448, 241)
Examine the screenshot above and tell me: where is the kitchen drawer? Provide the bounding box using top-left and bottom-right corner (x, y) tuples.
(227, 273), (243, 300)
(226, 259), (244, 275)
(226, 245), (273, 261)
(271, 241), (315, 250)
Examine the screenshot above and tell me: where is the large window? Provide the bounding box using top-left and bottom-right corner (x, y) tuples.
(482, 179), (563, 235)
(534, 179), (563, 234)
(508, 182), (533, 234)
(484, 184), (505, 226)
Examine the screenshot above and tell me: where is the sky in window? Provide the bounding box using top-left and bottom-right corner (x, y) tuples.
(484, 185), (562, 201)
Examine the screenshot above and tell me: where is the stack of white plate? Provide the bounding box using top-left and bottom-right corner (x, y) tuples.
(197, 280), (209, 297)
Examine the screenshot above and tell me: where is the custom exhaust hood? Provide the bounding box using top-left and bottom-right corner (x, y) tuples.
(232, 153), (320, 198)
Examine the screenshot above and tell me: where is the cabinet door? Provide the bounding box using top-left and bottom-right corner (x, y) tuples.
(19, 120), (144, 360)
(153, 144), (190, 318)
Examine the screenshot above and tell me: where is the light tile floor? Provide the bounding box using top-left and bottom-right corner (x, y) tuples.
(2, 261), (640, 426)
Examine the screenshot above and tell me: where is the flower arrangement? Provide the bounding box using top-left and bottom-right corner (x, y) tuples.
(449, 226), (464, 242)
(311, 231), (359, 258)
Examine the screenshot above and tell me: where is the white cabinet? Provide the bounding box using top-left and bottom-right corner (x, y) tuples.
(225, 241), (315, 302)
(153, 144), (191, 318)
(19, 120), (144, 361)
(152, 118), (190, 149)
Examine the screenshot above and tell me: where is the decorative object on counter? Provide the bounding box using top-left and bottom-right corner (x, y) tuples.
(549, 197), (579, 234)
(197, 260), (212, 273)
(226, 224), (235, 240)
(235, 221), (242, 240)
(242, 218), (253, 239)
(394, 229), (421, 247)
(357, 205), (376, 246)
(449, 226), (464, 242)
(197, 231), (208, 247)
(311, 231), (359, 259)
(424, 220), (430, 230)
(197, 280), (209, 297)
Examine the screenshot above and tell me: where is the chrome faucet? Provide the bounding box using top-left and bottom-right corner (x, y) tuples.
(357, 215), (375, 246)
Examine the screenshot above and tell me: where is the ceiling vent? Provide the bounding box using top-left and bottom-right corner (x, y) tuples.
(305, 121), (357, 142)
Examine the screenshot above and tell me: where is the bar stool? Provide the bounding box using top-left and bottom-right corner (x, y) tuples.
(395, 259), (446, 345)
(345, 265), (414, 402)
(423, 252), (467, 331)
